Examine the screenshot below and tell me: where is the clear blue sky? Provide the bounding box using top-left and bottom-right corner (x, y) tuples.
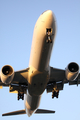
(0, 0), (80, 120)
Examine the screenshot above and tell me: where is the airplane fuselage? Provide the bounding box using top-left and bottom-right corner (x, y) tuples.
(24, 10), (56, 116)
(1, 10), (80, 117)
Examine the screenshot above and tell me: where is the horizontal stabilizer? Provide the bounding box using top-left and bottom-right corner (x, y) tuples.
(2, 109), (55, 116)
(35, 109), (55, 114)
(2, 109), (26, 116)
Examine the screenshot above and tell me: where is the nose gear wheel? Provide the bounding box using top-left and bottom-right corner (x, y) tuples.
(46, 28), (52, 43)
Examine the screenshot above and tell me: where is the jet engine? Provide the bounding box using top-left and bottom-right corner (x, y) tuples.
(65, 62), (79, 81)
(0, 65), (14, 84)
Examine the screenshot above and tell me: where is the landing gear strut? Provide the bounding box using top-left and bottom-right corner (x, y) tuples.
(52, 88), (59, 98)
(46, 28), (52, 43)
(17, 92), (24, 100)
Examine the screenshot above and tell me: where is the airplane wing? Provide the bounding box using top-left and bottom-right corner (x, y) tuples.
(49, 67), (65, 83)
(46, 66), (80, 97)
(0, 68), (29, 93)
(47, 67), (65, 93)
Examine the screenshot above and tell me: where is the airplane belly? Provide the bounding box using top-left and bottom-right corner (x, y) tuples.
(29, 10), (56, 72)
(29, 36), (53, 71)
(24, 92), (41, 117)
(28, 70), (49, 96)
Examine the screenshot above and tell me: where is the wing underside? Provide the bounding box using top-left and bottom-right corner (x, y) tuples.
(0, 68), (29, 92)
(47, 66), (80, 96)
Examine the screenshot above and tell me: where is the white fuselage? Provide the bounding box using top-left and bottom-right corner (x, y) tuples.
(24, 10), (56, 116)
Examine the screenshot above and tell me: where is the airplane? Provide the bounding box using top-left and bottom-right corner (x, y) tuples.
(0, 10), (80, 117)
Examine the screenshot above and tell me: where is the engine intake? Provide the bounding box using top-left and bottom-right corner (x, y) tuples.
(1, 65), (14, 84)
(68, 62), (79, 72)
(65, 62), (79, 81)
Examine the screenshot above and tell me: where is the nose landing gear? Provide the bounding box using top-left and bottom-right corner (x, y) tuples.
(46, 28), (52, 43)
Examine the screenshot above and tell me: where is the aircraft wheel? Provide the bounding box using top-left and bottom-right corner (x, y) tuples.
(21, 94), (24, 100)
(50, 40), (52, 43)
(22, 96), (24, 100)
(52, 95), (54, 99)
(46, 39), (49, 43)
(56, 95), (58, 98)
(56, 92), (59, 98)
(17, 94), (20, 100)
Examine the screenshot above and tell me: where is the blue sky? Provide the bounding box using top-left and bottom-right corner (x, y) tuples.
(0, 0), (80, 120)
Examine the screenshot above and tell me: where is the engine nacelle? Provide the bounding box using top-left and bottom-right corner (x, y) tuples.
(65, 62), (79, 81)
(0, 65), (14, 84)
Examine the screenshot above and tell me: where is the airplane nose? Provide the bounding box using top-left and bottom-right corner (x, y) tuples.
(41, 10), (55, 27)
(44, 10), (53, 17)
(42, 10), (54, 21)
(47, 10), (53, 16)
(42, 10), (53, 15)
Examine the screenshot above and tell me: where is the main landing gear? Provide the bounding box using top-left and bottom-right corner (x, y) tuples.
(52, 88), (59, 99)
(17, 92), (24, 100)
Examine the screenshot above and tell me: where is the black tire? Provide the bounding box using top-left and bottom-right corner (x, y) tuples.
(18, 95), (19, 100)
(52, 95), (54, 99)
(22, 96), (24, 100)
(46, 39), (49, 43)
(50, 40), (52, 43)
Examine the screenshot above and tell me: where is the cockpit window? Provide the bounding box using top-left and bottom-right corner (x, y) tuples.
(41, 10), (48, 14)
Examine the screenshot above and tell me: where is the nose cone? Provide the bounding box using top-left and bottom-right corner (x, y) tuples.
(41, 10), (56, 35)
(42, 10), (53, 18)
(41, 10), (55, 22)
(35, 10), (56, 29)
(40, 10), (56, 29)
(34, 10), (56, 40)
(47, 10), (53, 17)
